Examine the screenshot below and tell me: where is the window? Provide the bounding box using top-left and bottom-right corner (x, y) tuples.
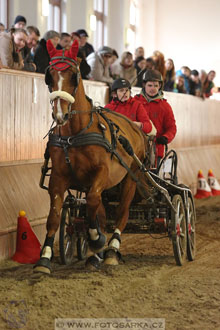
(0, 0), (8, 29)
(126, 0), (138, 53)
(92, 0), (108, 49)
(48, 0), (61, 32)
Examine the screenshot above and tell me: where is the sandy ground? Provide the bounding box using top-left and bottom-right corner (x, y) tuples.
(0, 196), (219, 330)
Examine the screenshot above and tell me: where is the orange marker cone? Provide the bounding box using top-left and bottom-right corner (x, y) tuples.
(194, 170), (212, 199)
(207, 169), (220, 196)
(12, 210), (41, 264)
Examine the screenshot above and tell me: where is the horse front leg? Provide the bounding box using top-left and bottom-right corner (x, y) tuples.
(104, 175), (137, 265)
(34, 175), (67, 274)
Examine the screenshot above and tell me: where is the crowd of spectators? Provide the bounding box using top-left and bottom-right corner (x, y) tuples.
(0, 15), (217, 99)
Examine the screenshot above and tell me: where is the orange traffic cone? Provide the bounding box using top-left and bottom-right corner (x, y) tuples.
(194, 170), (212, 199)
(12, 210), (41, 264)
(207, 169), (220, 196)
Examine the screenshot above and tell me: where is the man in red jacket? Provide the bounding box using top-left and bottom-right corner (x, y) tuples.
(105, 78), (155, 135)
(134, 69), (177, 166)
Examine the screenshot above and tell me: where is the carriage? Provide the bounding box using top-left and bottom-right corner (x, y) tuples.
(40, 140), (196, 268)
(35, 39), (196, 274)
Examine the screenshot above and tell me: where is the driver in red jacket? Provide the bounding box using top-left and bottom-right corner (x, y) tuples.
(105, 78), (156, 135)
(134, 69), (177, 167)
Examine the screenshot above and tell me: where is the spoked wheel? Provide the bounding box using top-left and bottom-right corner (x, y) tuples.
(171, 194), (187, 266)
(186, 196), (196, 261)
(77, 237), (88, 260)
(59, 194), (77, 265)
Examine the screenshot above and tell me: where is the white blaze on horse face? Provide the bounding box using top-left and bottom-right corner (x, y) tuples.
(56, 72), (64, 121)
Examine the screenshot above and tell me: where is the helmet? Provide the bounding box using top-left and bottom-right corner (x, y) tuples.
(111, 78), (131, 92)
(142, 69), (163, 91)
(142, 69), (163, 83)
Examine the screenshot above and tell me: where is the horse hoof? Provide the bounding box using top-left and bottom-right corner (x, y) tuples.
(33, 266), (51, 274)
(104, 249), (120, 266)
(33, 257), (51, 274)
(85, 256), (101, 271)
(89, 233), (106, 253)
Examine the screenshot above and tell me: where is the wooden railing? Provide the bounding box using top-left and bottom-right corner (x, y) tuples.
(1, 68), (220, 259)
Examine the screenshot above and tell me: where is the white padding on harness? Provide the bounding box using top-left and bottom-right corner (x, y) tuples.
(49, 91), (75, 104)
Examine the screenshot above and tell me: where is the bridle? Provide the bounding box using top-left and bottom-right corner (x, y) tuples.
(45, 53), (81, 118)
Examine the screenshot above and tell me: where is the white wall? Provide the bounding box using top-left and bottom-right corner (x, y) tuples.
(137, 0), (220, 85)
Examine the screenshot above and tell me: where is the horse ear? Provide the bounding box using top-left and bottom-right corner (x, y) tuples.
(46, 40), (57, 59)
(67, 39), (79, 60)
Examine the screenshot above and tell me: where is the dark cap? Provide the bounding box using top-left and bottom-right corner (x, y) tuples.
(14, 15), (27, 25)
(191, 69), (199, 76)
(76, 29), (88, 37)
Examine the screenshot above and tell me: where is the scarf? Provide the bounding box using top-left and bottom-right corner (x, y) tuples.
(140, 88), (164, 102)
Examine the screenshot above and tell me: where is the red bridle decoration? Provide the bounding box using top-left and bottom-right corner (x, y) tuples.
(46, 39), (79, 71)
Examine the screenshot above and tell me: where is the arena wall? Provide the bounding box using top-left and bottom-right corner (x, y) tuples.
(0, 69), (220, 260)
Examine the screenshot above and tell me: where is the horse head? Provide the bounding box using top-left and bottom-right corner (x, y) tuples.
(45, 39), (81, 125)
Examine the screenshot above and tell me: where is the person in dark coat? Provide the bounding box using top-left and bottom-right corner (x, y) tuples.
(34, 30), (60, 74)
(76, 29), (94, 58)
(71, 32), (91, 79)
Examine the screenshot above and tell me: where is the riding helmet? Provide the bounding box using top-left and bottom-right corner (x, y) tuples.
(111, 78), (131, 92)
(142, 69), (163, 89)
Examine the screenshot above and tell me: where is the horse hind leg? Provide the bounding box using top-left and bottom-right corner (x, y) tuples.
(104, 175), (137, 266)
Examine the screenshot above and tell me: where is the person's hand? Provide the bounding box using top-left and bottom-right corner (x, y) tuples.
(133, 121), (143, 129)
(156, 136), (168, 145)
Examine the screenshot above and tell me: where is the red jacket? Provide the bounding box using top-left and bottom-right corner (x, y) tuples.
(105, 97), (152, 134)
(134, 94), (177, 157)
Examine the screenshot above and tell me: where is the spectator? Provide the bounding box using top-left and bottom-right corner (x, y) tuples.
(70, 32), (91, 79)
(0, 23), (5, 32)
(57, 32), (72, 50)
(134, 56), (147, 88)
(21, 26), (40, 72)
(0, 28), (27, 69)
(202, 70), (216, 98)
(189, 70), (202, 97)
(76, 29), (94, 58)
(111, 51), (137, 86)
(152, 50), (166, 80)
(146, 57), (156, 70)
(164, 58), (175, 92)
(34, 30), (60, 73)
(87, 46), (114, 84)
(173, 76), (186, 94)
(134, 47), (145, 60)
(105, 78), (153, 135)
(109, 49), (119, 79)
(134, 69), (177, 166)
(176, 66), (191, 94)
(13, 15), (27, 29)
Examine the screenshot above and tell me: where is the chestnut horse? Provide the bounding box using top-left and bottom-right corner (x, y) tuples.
(34, 40), (149, 274)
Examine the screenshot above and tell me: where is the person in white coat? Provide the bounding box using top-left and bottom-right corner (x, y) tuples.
(87, 46), (114, 84)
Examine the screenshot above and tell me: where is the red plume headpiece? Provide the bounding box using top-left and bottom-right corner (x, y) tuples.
(46, 39), (79, 70)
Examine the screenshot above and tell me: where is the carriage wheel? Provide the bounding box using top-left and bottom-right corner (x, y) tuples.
(77, 237), (88, 260)
(186, 197), (196, 261)
(171, 194), (187, 266)
(59, 195), (77, 265)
